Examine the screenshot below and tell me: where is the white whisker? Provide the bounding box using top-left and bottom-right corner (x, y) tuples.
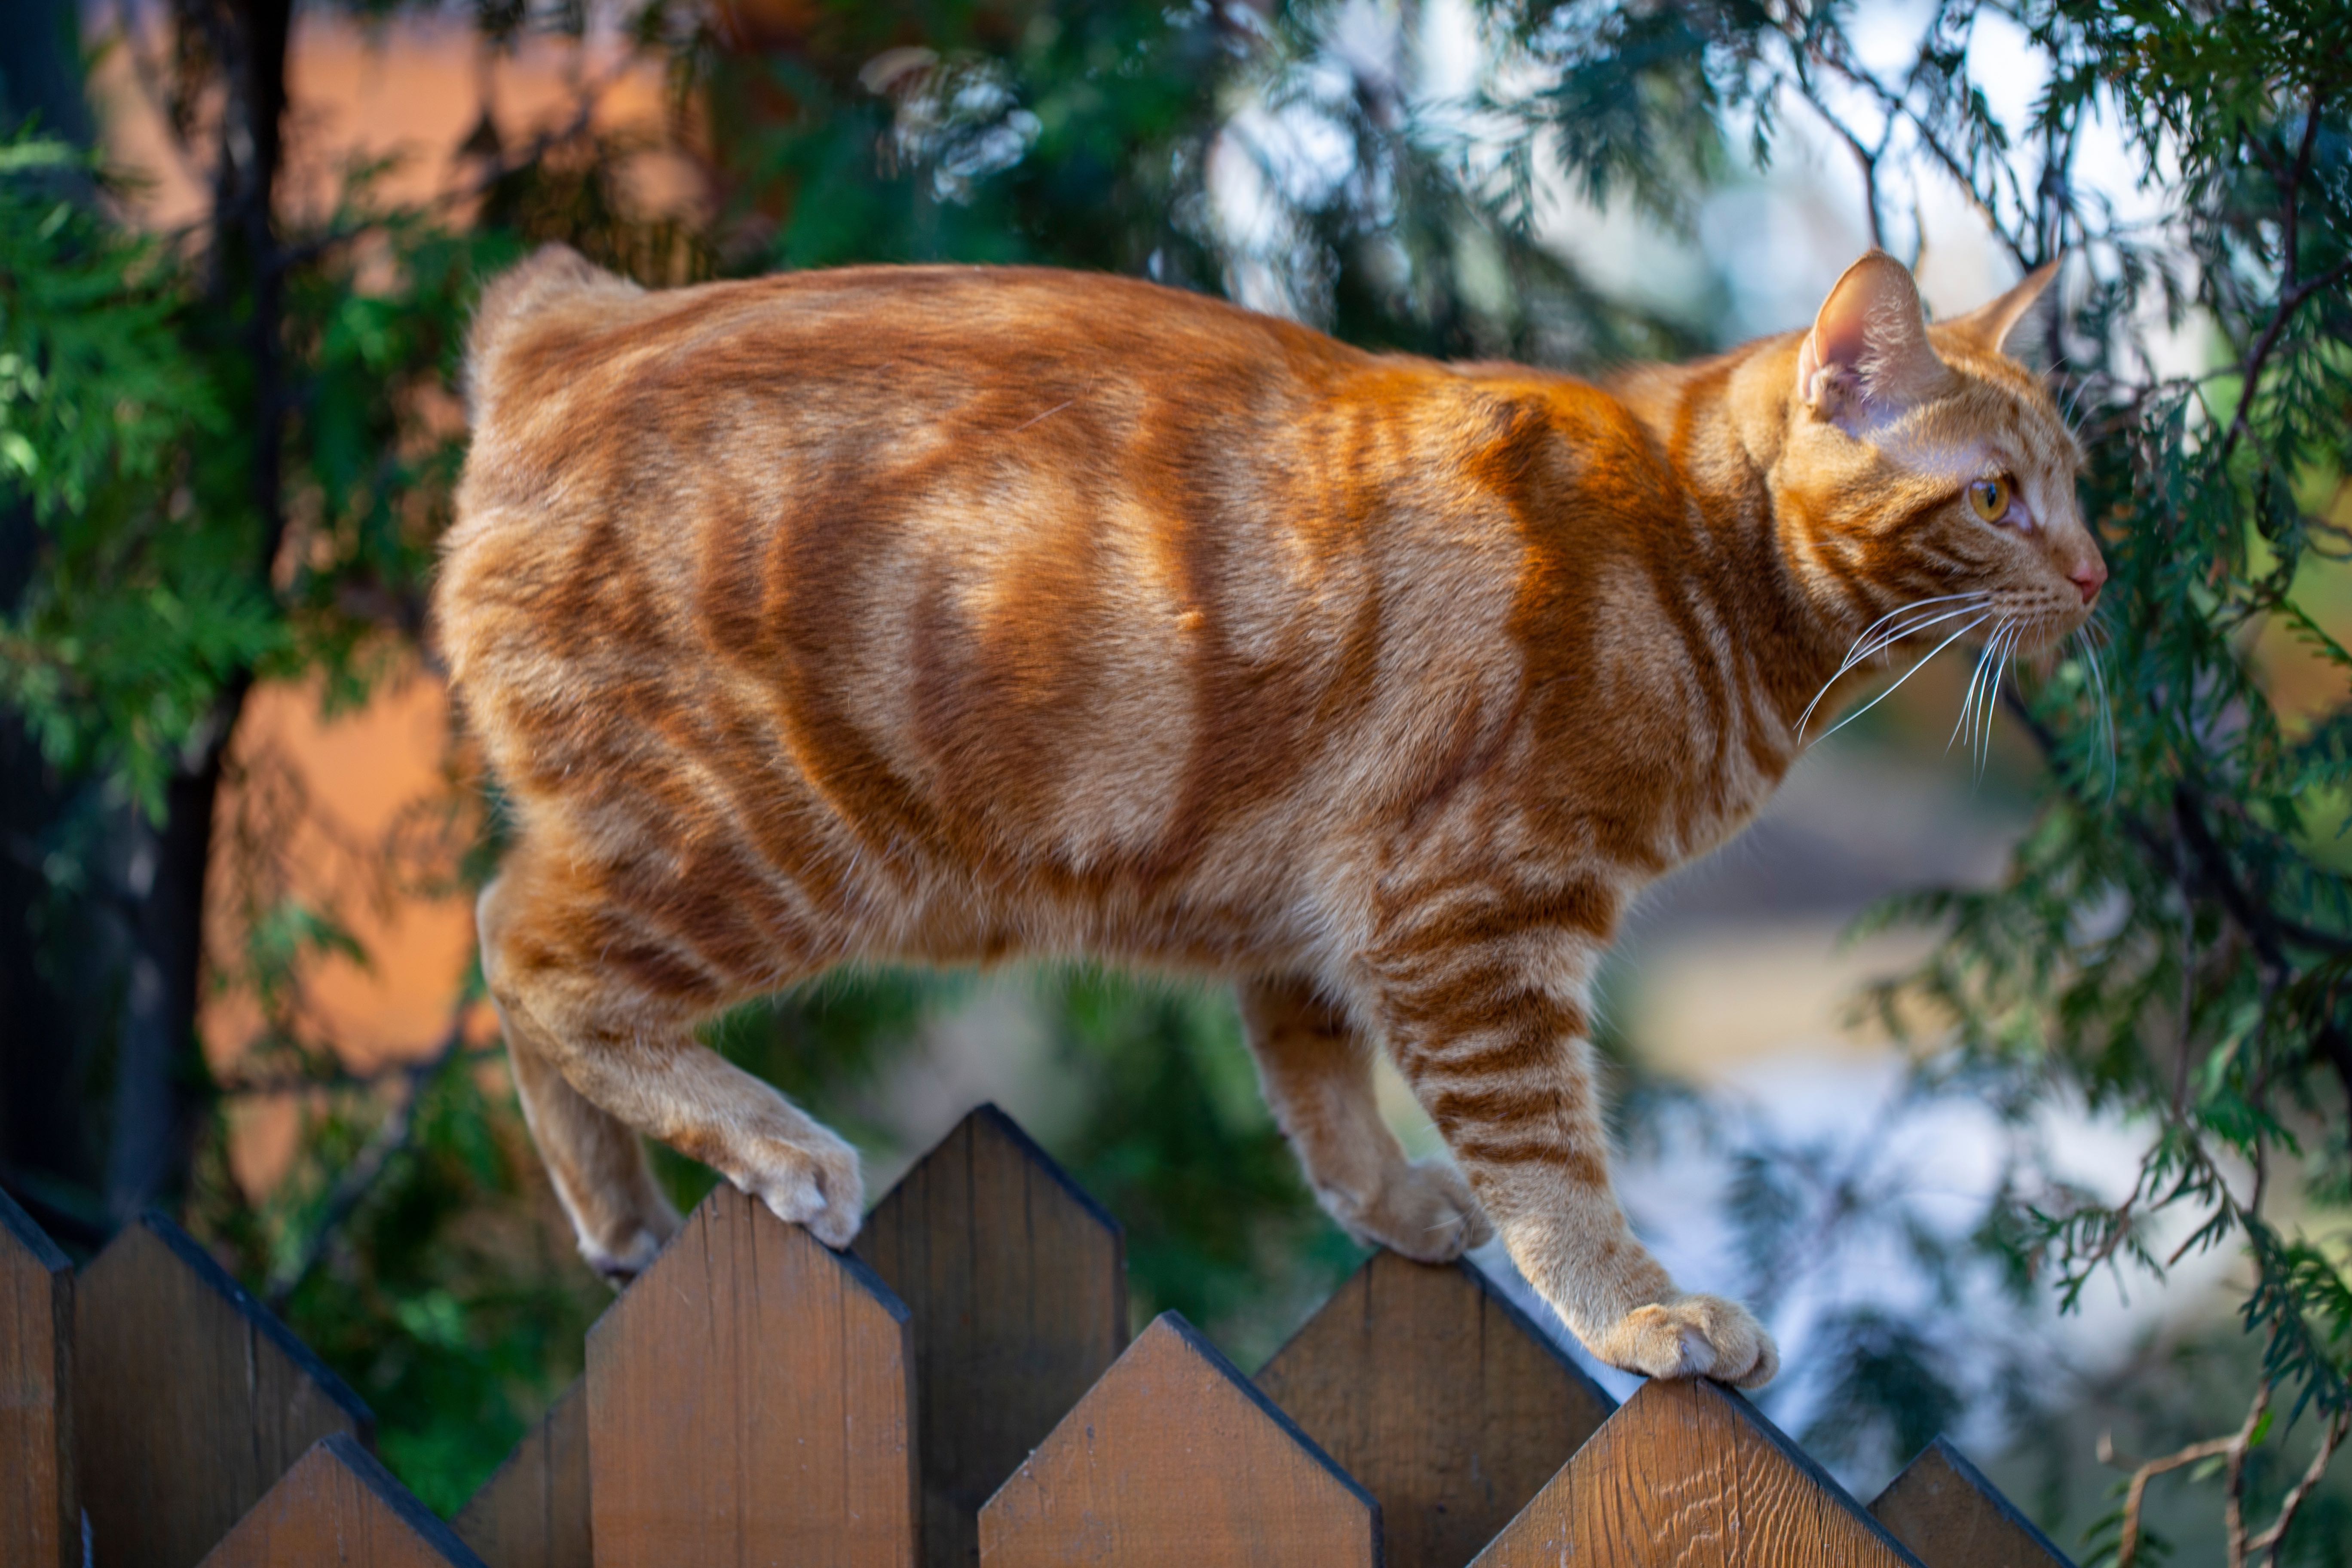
(1948, 617), (2009, 759)
(2076, 627), (2117, 800)
(1810, 613), (1993, 746)
(1845, 591), (1992, 654)
(1801, 595), (1994, 736)
(1842, 600), (1994, 674)
(1977, 623), (2018, 778)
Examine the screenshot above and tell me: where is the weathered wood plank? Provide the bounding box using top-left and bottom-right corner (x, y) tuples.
(586, 1184), (916, 1568)
(75, 1211), (372, 1568)
(1869, 1438), (2075, 1568)
(1470, 1377), (1928, 1568)
(1257, 1249), (1614, 1568)
(451, 1379), (589, 1568)
(198, 1433), (488, 1568)
(0, 1186), (76, 1568)
(858, 1103), (1127, 1568)
(980, 1311), (1379, 1568)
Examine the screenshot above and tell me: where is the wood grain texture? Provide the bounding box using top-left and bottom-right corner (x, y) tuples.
(199, 1433), (489, 1568)
(1257, 1249), (1614, 1568)
(75, 1212), (373, 1568)
(0, 1187), (76, 1568)
(858, 1104), (1127, 1568)
(1869, 1439), (2074, 1568)
(452, 1379), (589, 1568)
(979, 1311), (1379, 1568)
(586, 1184), (916, 1568)
(1470, 1377), (1928, 1568)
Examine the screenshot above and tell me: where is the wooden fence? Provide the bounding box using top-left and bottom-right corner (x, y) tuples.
(0, 1103), (2079, 1568)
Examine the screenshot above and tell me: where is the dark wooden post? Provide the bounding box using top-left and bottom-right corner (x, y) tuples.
(198, 1433), (488, 1568)
(1470, 1378), (1928, 1568)
(980, 1311), (1379, 1567)
(0, 1187), (76, 1568)
(858, 1104), (1127, 1568)
(1257, 1249), (1614, 1568)
(1869, 1438), (2075, 1568)
(74, 1210), (372, 1568)
(586, 1185), (917, 1568)
(452, 1380), (590, 1568)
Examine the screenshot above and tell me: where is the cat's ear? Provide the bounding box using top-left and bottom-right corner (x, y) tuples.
(1940, 257), (2061, 358)
(1795, 251), (1947, 429)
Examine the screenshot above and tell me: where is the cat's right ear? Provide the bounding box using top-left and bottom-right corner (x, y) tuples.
(1795, 251), (1947, 432)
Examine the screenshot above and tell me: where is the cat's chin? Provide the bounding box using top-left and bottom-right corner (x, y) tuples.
(2014, 615), (2097, 657)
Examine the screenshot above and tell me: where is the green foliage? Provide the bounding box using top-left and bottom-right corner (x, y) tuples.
(1866, 0), (2352, 1424)
(0, 141), (265, 817)
(1041, 969), (1363, 1363)
(1485, 0), (2352, 1546)
(1488, 0), (2352, 1551)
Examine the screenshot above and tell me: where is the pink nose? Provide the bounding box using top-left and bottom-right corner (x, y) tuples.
(2070, 558), (2107, 604)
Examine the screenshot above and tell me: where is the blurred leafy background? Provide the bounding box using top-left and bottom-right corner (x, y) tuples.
(4, 0), (2349, 1561)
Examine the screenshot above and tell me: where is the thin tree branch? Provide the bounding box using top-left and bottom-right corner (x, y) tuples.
(2116, 1379), (2271, 1568)
(218, 1041), (497, 1098)
(2252, 1408), (2349, 1565)
(261, 1018), (466, 1311)
(1791, 77), (1886, 251)
(2218, 255), (2352, 463)
(2219, 94), (2339, 462)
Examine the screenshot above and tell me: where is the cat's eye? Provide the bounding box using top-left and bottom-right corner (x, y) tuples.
(1968, 476), (2012, 523)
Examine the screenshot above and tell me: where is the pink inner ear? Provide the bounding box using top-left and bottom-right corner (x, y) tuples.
(1804, 252), (1945, 417)
(1810, 267), (1886, 373)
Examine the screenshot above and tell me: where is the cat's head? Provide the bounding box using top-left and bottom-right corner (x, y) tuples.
(1770, 251), (2103, 659)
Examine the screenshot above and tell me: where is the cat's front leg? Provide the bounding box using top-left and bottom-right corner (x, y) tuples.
(1363, 897), (1779, 1387)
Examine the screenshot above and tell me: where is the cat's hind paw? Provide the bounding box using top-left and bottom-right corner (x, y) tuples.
(1589, 1293), (1779, 1389)
(579, 1219), (675, 1287)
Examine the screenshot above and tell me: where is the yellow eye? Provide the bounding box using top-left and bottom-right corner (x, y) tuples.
(1968, 476), (2012, 523)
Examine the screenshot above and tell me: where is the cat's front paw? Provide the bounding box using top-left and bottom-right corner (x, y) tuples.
(1588, 1293), (1778, 1388)
(1334, 1158), (1494, 1264)
(729, 1126), (865, 1250)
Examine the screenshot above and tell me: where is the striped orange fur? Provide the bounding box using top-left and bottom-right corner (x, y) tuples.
(438, 246), (2100, 1386)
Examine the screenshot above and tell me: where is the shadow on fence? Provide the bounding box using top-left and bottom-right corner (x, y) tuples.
(0, 1105), (2076, 1567)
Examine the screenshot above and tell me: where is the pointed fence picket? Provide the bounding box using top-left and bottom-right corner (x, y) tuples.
(3, 1100), (2088, 1568)
(1257, 1247), (1615, 1568)
(585, 1183), (917, 1568)
(451, 1381), (589, 1568)
(73, 1210), (374, 1568)
(1868, 1436), (2076, 1568)
(980, 1311), (1381, 1568)
(0, 1186), (76, 1568)
(856, 1102), (1128, 1568)
(1469, 1375), (1928, 1568)
(196, 1434), (486, 1568)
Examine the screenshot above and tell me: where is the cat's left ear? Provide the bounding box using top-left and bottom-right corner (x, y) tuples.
(1939, 257), (2062, 358)
(1795, 250), (1948, 431)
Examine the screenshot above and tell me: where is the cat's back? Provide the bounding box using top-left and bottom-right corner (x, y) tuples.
(457, 252), (1354, 495)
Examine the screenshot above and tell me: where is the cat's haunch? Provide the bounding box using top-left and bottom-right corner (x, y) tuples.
(437, 244), (2098, 1390)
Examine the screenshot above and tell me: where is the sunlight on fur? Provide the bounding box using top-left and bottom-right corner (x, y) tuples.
(435, 245), (2104, 1389)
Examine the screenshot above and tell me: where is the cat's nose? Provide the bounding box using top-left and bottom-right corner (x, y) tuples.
(2070, 558), (2107, 604)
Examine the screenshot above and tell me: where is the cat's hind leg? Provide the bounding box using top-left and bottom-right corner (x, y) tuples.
(480, 877), (680, 1279)
(477, 858), (865, 1255)
(1239, 974), (1491, 1263)
(1365, 891), (1779, 1388)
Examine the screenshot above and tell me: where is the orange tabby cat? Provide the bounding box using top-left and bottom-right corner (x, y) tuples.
(438, 245), (2101, 1387)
